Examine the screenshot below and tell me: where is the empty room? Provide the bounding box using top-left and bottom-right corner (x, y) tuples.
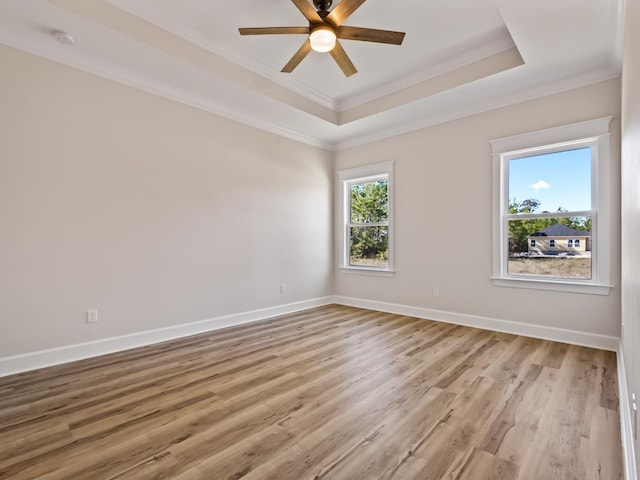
(1, 0), (639, 479)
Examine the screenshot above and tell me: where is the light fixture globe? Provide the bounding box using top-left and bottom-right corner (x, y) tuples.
(309, 25), (336, 52)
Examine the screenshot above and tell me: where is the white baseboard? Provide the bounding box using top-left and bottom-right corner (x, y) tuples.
(332, 295), (620, 351)
(618, 344), (638, 480)
(0, 295), (621, 378)
(0, 297), (333, 378)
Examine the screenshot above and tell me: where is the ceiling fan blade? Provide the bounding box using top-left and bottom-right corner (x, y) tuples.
(329, 40), (357, 77)
(281, 39), (313, 73)
(337, 26), (405, 45)
(326, 0), (366, 27)
(239, 27), (309, 36)
(291, 0), (323, 23)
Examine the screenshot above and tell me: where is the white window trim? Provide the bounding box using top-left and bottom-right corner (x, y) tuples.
(490, 117), (613, 295)
(337, 161), (394, 276)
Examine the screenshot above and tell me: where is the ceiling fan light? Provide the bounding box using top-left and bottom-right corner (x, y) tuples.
(309, 26), (336, 52)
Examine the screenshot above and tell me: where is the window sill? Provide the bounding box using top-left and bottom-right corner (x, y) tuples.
(339, 267), (395, 277)
(491, 276), (612, 295)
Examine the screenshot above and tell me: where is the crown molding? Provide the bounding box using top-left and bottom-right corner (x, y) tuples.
(332, 64), (621, 151)
(335, 26), (517, 112)
(0, 35), (333, 151)
(105, 0), (338, 111)
(0, 24), (620, 154)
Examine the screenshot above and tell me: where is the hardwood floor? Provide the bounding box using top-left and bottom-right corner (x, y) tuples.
(0, 305), (622, 479)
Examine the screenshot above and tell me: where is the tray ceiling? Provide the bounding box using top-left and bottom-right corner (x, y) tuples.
(0, 0), (624, 150)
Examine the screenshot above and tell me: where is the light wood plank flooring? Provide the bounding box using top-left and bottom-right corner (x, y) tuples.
(0, 305), (622, 479)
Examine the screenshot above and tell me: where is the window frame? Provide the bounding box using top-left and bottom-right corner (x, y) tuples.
(490, 117), (613, 295)
(337, 161), (394, 276)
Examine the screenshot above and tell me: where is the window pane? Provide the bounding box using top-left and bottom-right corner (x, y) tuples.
(508, 147), (591, 214)
(507, 216), (592, 279)
(350, 180), (388, 223)
(349, 226), (388, 267)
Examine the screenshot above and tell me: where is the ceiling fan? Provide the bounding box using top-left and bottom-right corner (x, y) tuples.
(238, 0), (406, 77)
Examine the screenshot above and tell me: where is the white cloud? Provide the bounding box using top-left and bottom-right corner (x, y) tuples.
(529, 180), (550, 190)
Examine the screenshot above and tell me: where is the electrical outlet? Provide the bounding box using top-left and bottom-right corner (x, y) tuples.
(433, 287), (440, 298)
(280, 283), (287, 295)
(87, 309), (98, 324)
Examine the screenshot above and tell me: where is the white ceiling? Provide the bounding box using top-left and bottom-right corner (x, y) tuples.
(0, 0), (624, 150)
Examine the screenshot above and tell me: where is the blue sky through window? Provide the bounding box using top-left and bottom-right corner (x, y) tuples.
(509, 147), (591, 212)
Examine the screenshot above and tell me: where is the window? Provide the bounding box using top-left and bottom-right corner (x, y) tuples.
(491, 117), (612, 295)
(337, 162), (393, 275)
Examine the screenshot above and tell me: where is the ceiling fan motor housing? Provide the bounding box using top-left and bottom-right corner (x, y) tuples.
(313, 0), (332, 12)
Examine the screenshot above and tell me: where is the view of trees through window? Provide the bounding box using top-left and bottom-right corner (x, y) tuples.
(348, 179), (389, 267)
(507, 147), (592, 279)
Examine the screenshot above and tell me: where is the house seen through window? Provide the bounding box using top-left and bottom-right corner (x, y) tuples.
(507, 147), (592, 279)
(491, 117), (612, 295)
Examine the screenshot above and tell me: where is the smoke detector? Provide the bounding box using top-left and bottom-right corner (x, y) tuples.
(53, 30), (75, 46)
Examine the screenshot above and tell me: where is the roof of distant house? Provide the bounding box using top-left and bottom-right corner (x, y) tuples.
(530, 223), (591, 237)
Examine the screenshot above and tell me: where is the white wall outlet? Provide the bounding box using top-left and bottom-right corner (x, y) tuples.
(433, 287), (440, 298)
(280, 283), (287, 295)
(87, 309), (98, 324)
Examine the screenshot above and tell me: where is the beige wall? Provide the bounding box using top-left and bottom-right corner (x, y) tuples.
(0, 45), (333, 357)
(334, 79), (621, 337)
(0, 42), (624, 364)
(621, 0), (640, 472)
